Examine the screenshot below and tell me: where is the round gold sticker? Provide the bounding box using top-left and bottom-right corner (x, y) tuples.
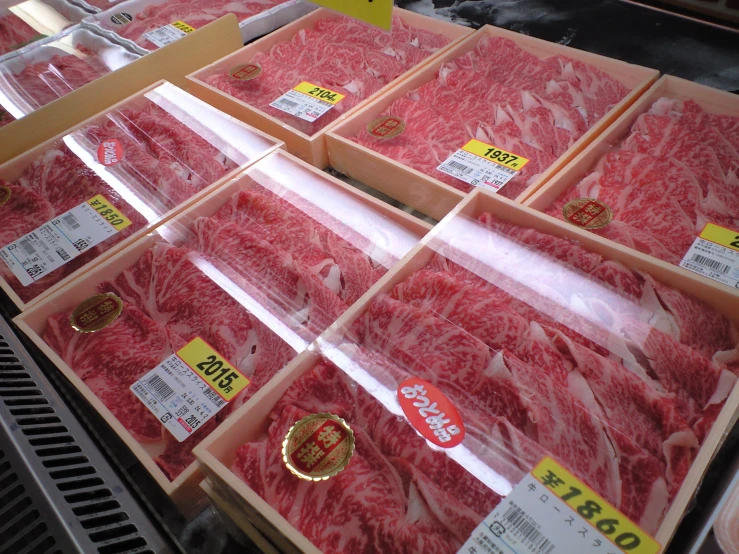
(282, 413), (354, 481)
(367, 116), (405, 140)
(0, 184), (10, 208)
(562, 198), (613, 230)
(70, 293), (123, 333)
(229, 62), (262, 81)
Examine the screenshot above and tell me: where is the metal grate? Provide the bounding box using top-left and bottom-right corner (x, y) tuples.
(0, 318), (173, 554)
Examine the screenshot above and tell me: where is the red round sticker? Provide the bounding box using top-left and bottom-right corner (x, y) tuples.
(397, 377), (465, 448)
(97, 139), (124, 166)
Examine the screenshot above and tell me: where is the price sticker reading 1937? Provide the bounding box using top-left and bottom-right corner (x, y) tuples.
(437, 139), (530, 192)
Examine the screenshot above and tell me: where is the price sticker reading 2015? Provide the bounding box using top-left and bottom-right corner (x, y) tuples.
(130, 337), (249, 442)
(458, 457), (659, 554)
(437, 139), (530, 193)
(270, 81), (345, 123)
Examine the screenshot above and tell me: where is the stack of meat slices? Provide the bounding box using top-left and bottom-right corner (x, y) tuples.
(0, 101), (237, 302)
(231, 212), (739, 550)
(545, 97), (739, 266)
(352, 36), (630, 200)
(203, 14), (450, 135)
(0, 11), (44, 56)
(44, 183), (394, 480)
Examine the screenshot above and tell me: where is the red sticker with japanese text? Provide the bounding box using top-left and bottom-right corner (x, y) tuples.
(398, 378), (464, 448)
(367, 116), (405, 139)
(563, 198), (613, 229)
(97, 139), (124, 167)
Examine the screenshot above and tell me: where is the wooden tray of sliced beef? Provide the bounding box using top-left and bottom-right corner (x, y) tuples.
(185, 7), (473, 168)
(14, 149), (431, 517)
(0, 79), (280, 310)
(326, 25), (659, 221)
(526, 75), (739, 294)
(193, 186), (739, 553)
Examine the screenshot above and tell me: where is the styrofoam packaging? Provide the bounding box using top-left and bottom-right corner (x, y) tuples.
(0, 25), (140, 125)
(0, 0), (77, 57)
(525, 75), (739, 293)
(194, 186), (739, 553)
(82, 0), (315, 54)
(0, 79), (281, 310)
(326, 25), (659, 221)
(39, 0), (93, 21)
(185, 7), (474, 168)
(14, 149), (430, 516)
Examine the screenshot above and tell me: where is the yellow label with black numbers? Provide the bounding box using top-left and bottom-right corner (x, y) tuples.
(86, 195), (132, 232)
(293, 82), (345, 105)
(699, 223), (739, 253)
(172, 20), (195, 33)
(533, 457), (659, 554)
(176, 337), (249, 401)
(307, 0), (393, 29)
(462, 139), (530, 170)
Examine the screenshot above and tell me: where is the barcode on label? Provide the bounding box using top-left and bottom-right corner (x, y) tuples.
(19, 237), (36, 256)
(503, 505), (555, 554)
(62, 213), (80, 230)
(691, 254), (731, 275)
(146, 374), (175, 402)
(446, 160), (474, 175)
(56, 248), (70, 261)
(275, 98), (299, 109)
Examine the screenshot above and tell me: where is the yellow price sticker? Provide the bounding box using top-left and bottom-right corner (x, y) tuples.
(87, 195), (132, 232)
(172, 20), (195, 33)
(462, 139), (530, 171)
(700, 223), (739, 253)
(176, 337), (249, 402)
(533, 457), (659, 554)
(293, 82), (345, 105)
(307, 0), (393, 29)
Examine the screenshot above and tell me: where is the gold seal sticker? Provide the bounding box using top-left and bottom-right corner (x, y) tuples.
(563, 198), (613, 230)
(367, 116), (405, 139)
(229, 62), (262, 81)
(70, 293), (123, 333)
(0, 184), (10, 208)
(282, 413), (354, 481)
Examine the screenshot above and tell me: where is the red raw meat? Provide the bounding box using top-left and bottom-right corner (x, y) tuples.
(0, 12), (43, 56)
(589, 260), (644, 299)
(44, 301), (175, 442)
(0, 181), (54, 248)
(155, 418), (218, 480)
(0, 106), (14, 127)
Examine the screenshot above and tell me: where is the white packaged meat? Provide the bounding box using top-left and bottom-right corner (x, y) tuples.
(0, 25), (140, 127)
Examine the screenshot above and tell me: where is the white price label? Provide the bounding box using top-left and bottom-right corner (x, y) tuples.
(438, 147), (520, 192)
(458, 458), (658, 554)
(130, 337), (249, 442)
(270, 82), (344, 123)
(0, 195), (131, 286)
(680, 223), (739, 289)
(142, 21), (194, 48)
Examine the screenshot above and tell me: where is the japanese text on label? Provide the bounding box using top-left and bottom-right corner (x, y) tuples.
(680, 223), (739, 289)
(143, 20), (194, 48)
(0, 195), (131, 286)
(270, 82), (344, 123)
(437, 140), (528, 192)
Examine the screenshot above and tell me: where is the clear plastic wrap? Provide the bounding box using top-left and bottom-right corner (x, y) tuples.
(197, 189), (739, 553)
(16, 149), (428, 496)
(715, 474), (739, 554)
(0, 25), (140, 126)
(534, 81), (739, 273)
(83, 0), (312, 52)
(0, 80), (279, 306)
(0, 0), (82, 56)
(190, 11), (454, 136)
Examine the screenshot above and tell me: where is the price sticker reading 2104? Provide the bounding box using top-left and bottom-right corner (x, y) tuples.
(130, 337), (249, 442)
(270, 81), (345, 123)
(458, 457), (659, 554)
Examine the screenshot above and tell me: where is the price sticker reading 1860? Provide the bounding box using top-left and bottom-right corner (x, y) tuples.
(458, 457), (659, 554)
(270, 81), (345, 123)
(437, 139), (530, 192)
(130, 337), (250, 442)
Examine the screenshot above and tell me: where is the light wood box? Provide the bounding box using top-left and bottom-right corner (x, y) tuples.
(326, 24), (660, 221)
(0, 79), (281, 311)
(525, 74), (739, 292)
(0, 14), (245, 163)
(193, 186), (739, 553)
(14, 149), (431, 518)
(185, 7), (474, 169)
